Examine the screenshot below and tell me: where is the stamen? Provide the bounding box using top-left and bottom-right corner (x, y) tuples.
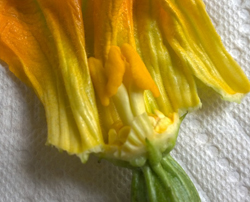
(105, 46), (126, 97)
(108, 128), (118, 145)
(149, 110), (173, 134)
(88, 57), (110, 106)
(154, 116), (172, 133)
(118, 126), (131, 143)
(121, 43), (160, 97)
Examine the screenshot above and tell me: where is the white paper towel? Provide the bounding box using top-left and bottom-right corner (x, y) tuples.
(0, 0), (250, 201)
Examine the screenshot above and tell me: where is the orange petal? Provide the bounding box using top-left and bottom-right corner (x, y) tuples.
(0, 0), (103, 155)
(121, 43), (160, 97)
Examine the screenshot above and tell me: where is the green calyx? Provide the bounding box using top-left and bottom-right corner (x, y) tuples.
(131, 140), (201, 202)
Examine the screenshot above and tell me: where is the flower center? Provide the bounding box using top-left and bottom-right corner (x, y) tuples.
(88, 43), (171, 147)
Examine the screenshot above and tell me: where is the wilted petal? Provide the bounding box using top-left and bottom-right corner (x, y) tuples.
(0, 0), (104, 156)
(133, 0), (201, 115)
(158, 0), (250, 102)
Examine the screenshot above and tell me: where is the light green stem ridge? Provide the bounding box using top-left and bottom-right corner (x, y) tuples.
(142, 166), (158, 202)
(161, 155), (200, 201)
(131, 170), (148, 202)
(131, 140), (201, 202)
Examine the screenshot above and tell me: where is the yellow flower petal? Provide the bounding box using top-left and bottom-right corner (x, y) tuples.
(83, 0), (202, 117)
(88, 57), (110, 106)
(0, 0), (104, 156)
(158, 0), (250, 102)
(83, 0), (136, 62)
(133, 0), (201, 115)
(1, 0), (250, 164)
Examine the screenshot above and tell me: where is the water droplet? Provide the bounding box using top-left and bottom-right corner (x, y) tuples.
(190, 119), (201, 131)
(239, 24), (250, 34)
(230, 0), (242, 6)
(230, 49), (240, 58)
(238, 9), (250, 20)
(196, 133), (209, 144)
(207, 145), (219, 158)
(218, 158), (230, 169)
(238, 186), (249, 196)
(228, 171), (240, 182)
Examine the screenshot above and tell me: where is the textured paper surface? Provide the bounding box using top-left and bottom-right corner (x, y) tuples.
(0, 0), (250, 201)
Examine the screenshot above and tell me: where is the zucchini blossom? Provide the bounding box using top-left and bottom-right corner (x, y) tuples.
(0, 0), (249, 201)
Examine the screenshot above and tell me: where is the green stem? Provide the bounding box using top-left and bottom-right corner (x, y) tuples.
(161, 155), (200, 201)
(131, 169), (148, 202)
(142, 166), (158, 202)
(130, 140), (201, 202)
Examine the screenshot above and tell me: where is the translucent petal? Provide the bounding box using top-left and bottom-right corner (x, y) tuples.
(158, 0), (250, 102)
(0, 0), (103, 155)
